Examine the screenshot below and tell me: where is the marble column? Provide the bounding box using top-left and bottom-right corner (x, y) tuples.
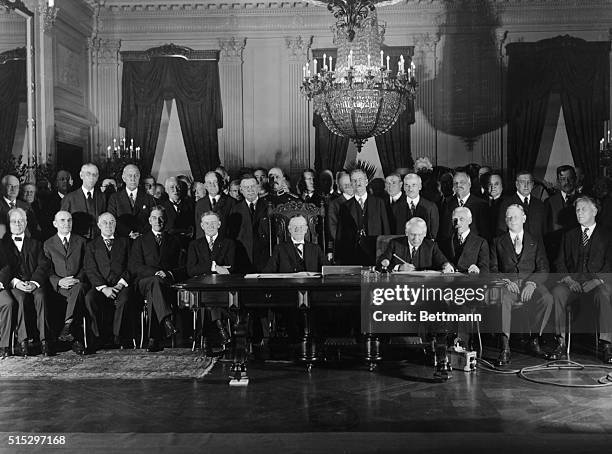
(218, 37), (246, 172)
(284, 36), (311, 181)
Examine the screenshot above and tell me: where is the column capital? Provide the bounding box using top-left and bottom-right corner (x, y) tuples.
(412, 33), (439, 54)
(285, 36), (311, 61)
(219, 37), (246, 62)
(98, 39), (121, 65)
(36, 2), (59, 33)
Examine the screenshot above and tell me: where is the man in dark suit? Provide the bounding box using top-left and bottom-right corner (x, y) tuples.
(439, 171), (490, 241)
(107, 164), (156, 239)
(545, 165), (579, 264)
(187, 211), (237, 346)
(378, 218), (453, 272)
(264, 215), (328, 273)
(335, 169), (390, 265)
(391, 173), (439, 238)
(194, 171), (236, 239)
(227, 176), (271, 272)
(129, 206), (183, 352)
(0, 175), (35, 240)
(497, 171), (547, 239)
(490, 204), (553, 365)
(268, 167), (300, 206)
(2, 208), (50, 356)
(0, 244), (15, 358)
(84, 213), (132, 348)
(161, 177), (194, 246)
(440, 207), (489, 274)
(43, 210), (92, 355)
(384, 172), (404, 233)
(326, 172), (353, 258)
(61, 163), (107, 239)
(550, 196), (612, 363)
(39, 170), (72, 240)
(486, 172), (504, 237)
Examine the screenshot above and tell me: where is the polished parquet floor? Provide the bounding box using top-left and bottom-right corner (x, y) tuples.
(1, 344), (612, 453)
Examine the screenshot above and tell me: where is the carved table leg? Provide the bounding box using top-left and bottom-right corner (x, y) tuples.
(364, 333), (382, 371)
(297, 290), (317, 371)
(228, 291), (249, 386)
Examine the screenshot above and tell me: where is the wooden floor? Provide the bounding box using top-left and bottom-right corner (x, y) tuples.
(1, 344), (612, 453)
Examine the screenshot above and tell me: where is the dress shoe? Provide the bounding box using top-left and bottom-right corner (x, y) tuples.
(547, 339), (567, 361)
(600, 342), (612, 364)
(40, 340), (51, 357)
(1, 347), (10, 358)
(20, 340), (29, 357)
(71, 340), (85, 355)
(528, 337), (543, 357)
(163, 319), (178, 339)
(147, 338), (162, 352)
(496, 349), (511, 366)
(58, 321), (74, 342)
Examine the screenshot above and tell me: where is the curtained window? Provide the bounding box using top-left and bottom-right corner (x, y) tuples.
(120, 47), (223, 181)
(0, 49), (26, 162)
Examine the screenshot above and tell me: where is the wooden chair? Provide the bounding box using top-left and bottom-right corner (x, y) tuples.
(269, 200), (326, 250)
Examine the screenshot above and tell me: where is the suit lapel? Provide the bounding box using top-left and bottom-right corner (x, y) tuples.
(502, 233), (518, 264)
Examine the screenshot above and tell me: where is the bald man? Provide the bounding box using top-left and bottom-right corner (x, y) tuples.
(61, 163), (107, 239)
(107, 164), (156, 239)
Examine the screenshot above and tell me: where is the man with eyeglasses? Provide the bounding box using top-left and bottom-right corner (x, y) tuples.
(497, 171), (547, 239)
(61, 163), (107, 239)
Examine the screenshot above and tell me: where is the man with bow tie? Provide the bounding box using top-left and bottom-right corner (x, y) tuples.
(107, 164), (156, 239)
(490, 204), (553, 366)
(0, 175), (34, 240)
(61, 163), (107, 240)
(194, 171), (235, 239)
(187, 211), (237, 347)
(2, 208), (51, 357)
(129, 206), (184, 352)
(84, 213), (132, 348)
(43, 210), (92, 355)
(550, 196), (612, 364)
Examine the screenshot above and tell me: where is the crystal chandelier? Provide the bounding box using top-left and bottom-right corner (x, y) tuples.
(301, 0), (417, 151)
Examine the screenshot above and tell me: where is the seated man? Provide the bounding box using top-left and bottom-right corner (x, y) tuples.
(490, 204), (553, 366)
(264, 215), (328, 273)
(551, 196), (612, 363)
(0, 248), (14, 358)
(3, 208), (51, 356)
(378, 217), (453, 272)
(43, 211), (92, 355)
(84, 213), (131, 348)
(187, 211), (236, 345)
(440, 207), (489, 274)
(129, 206), (183, 352)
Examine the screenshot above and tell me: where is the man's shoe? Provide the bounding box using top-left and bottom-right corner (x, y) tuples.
(601, 342), (612, 364)
(59, 321), (74, 342)
(71, 340), (85, 355)
(1, 347), (10, 358)
(147, 338), (162, 352)
(20, 340), (29, 358)
(496, 349), (511, 366)
(40, 341), (51, 357)
(547, 339), (567, 361)
(528, 337), (543, 357)
(163, 319), (178, 339)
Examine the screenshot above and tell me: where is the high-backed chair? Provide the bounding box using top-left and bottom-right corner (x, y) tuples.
(270, 200), (325, 248)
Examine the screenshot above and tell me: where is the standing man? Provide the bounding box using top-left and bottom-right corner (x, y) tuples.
(487, 172), (504, 237)
(497, 171), (547, 239)
(107, 164), (156, 239)
(43, 211), (92, 355)
(550, 196), (612, 363)
(3, 208), (51, 356)
(143, 176), (156, 197)
(84, 213), (131, 347)
(439, 171), (490, 241)
(490, 204), (553, 366)
(335, 169), (389, 265)
(384, 173), (404, 234)
(326, 172), (353, 260)
(440, 207), (488, 274)
(161, 177), (194, 242)
(129, 206), (183, 352)
(268, 167), (299, 206)
(61, 163), (106, 239)
(40, 170), (72, 240)
(546, 165), (579, 264)
(194, 171), (236, 239)
(0, 175), (33, 239)
(392, 173), (439, 238)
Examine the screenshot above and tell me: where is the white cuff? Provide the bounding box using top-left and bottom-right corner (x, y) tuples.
(118, 278), (128, 288)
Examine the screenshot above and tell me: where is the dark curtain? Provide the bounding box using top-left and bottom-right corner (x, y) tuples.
(375, 104), (415, 175)
(506, 37), (610, 179)
(313, 113), (349, 173)
(120, 58), (223, 180)
(0, 59), (26, 161)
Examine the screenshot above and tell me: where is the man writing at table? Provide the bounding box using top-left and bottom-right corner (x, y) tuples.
(378, 217), (454, 273)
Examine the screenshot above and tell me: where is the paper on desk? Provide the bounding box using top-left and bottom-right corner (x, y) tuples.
(244, 272), (321, 278)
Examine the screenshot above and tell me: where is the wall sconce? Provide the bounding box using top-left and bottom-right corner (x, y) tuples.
(38, 0), (59, 32)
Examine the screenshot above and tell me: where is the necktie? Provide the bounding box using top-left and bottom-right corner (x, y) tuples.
(129, 192), (135, 209)
(62, 237), (69, 253)
(582, 227), (589, 246)
(104, 238), (113, 251)
(155, 233), (162, 247)
(208, 236), (215, 251)
(458, 233), (464, 246)
(9, 201), (15, 210)
(86, 191), (95, 214)
(296, 243), (304, 259)
(410, 201), (416, 216)
(211, 197), (217, 209)
(410, 246), (416, 263)
(172, 201), (180, 213)
(514, 235), (522, 255)
(13, 236), (22, 242)
(358, 197), (365, 210)
(249, 202), (256, 217)
(458, 198), (464, 207)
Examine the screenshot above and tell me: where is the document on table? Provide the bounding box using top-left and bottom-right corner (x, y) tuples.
(244, 272), (322, 279)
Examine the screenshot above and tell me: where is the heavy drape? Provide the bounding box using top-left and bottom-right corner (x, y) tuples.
(120, 58), (223, 180)
(507, 36), (610, 180)
(375, 104), (415, 175)
(313, 113), (350, 174)
(0, 59), (26, 161)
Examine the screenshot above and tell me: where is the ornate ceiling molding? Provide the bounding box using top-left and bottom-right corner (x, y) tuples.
(121, 43), (218, 61)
